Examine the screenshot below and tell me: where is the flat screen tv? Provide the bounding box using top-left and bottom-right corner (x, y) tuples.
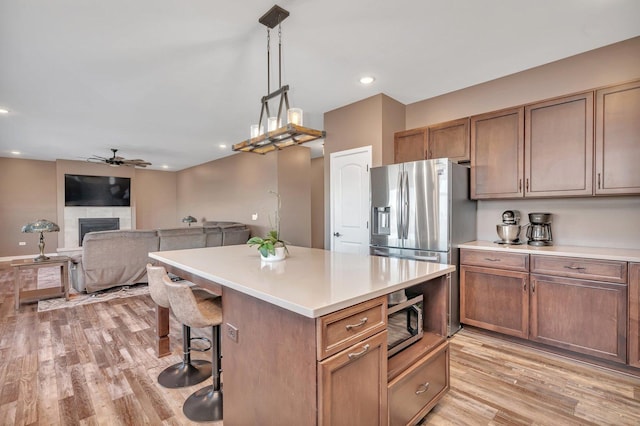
(65, 174), (131, 206)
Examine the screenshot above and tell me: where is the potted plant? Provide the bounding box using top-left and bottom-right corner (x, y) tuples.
(247, 191), (288, 261)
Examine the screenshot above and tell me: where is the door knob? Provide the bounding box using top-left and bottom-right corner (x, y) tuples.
(333, 232), (342, 237)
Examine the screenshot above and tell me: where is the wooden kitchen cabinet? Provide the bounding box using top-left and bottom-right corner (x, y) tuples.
(318, 330), (388, 426)
(529, 255), (627, 364)
(460, 249), (530, 338)
(461, 249), (630, 365)
(529, 273), (627, 364)
(394, 128), (427, 163)
(460, 264), (529, 339)
(470, 107), (524, 199)
(426, 118), (470, 163)
(525, 92), (594, 197)
(629, 263), (640, 368)
(595, 80), (640, 195)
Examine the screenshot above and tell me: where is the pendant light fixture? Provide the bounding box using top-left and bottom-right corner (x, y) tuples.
(232, 5), (325, 154)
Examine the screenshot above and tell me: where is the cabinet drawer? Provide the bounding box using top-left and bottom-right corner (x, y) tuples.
(530, 255), (627, 284)
(317, 296), (387, 360)
(461, 249), (529, 272)
(388, 341), (449, 426)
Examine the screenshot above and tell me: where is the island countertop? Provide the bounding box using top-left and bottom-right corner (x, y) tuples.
(149, 244), (454, 318)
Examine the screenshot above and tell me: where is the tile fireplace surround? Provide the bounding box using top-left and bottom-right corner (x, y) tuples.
(63, 207), (132, 249)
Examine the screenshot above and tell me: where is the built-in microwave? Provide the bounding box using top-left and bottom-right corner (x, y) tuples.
(387, 293), (423, 357)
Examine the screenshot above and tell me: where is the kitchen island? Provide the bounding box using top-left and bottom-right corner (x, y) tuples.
(149, 244), (454, 425)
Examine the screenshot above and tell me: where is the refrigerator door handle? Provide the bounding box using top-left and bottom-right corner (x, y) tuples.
(402, 171), (410, 239)
(396, 171), (404, 238)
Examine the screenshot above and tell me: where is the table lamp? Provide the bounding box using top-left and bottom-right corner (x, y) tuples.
(21, 219), (60, 262)
(182, 216), (197, 227)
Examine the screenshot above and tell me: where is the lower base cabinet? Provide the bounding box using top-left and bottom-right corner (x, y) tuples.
(628, 263), (640, 367)
(460, 265), (529, 338)
(318, 331), (389, 426)
(388, 342), (449, 426)
(460, 249), (631, 366)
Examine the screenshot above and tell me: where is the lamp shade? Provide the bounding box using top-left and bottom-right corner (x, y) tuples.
(21, 219), (60, 233)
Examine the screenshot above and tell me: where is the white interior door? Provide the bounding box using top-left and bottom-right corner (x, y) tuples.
(330, 146), (372, 254)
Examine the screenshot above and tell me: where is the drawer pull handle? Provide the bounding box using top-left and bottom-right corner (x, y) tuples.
(415, 382), (430, 395)
(345, 317), (368, 331)
(484, 258), (501, 262)
(564, 266), (586, 271)
(347, 344), (370, 360)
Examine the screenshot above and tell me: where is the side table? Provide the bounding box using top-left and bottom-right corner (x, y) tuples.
(12, 255), (71, 310)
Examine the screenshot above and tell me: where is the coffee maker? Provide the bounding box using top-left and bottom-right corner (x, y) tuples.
(526, 212), (553, 246)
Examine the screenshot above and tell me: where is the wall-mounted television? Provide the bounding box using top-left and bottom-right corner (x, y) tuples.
(65, 174), (131, 207)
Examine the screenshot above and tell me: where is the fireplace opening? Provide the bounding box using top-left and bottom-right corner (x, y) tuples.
(79, 218), (120, 246)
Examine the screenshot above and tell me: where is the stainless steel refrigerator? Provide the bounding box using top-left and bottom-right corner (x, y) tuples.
(370, 158), (476, 336)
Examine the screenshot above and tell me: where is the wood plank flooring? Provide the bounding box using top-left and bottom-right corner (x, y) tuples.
(2, 265), (640, 425)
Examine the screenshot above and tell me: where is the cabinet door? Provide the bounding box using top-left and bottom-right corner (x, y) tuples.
(318, 331), (388, 426)
(530, 274), (627, 363)
(595, 80), (640, 195)
(395, 128), (427, 163)
(470, 107), (524, 199)
(426, 118), (470, 162)
(525, 92), (593, 197)
(460, 265), (529, 338)
(628, 263), (640, 368)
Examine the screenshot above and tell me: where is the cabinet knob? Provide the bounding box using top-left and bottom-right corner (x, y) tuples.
(415, 382), (430, 395)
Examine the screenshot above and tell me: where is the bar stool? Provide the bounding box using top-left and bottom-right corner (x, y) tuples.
(146, 264), (212, 388)
(163, 274), (223, 422)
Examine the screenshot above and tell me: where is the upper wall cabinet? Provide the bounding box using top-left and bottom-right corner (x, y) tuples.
(595, 80), (640, 195)
(524, 92), (594, 198)
(427, 118), (470, 163)
(394, 128), (427, 163)
(394, 118), (471, 164)
(470, 107), (524, 199)
(471, 91), (597, 200)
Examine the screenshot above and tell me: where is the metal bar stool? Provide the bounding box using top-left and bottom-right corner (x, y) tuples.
(163, 274), (223, 422)
(146, 264), (212, 388)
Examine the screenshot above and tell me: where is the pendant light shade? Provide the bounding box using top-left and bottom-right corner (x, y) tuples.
(232, 5), (325, 155)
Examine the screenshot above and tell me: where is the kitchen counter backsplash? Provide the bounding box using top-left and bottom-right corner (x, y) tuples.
(459, 241), (640, 263)
(475, 196), (640, 250)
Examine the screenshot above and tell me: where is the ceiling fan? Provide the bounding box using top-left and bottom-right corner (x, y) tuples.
(87, 148), (152, 168)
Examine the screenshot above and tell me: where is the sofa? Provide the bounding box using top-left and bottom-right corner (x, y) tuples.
(71, 222), (251, 293)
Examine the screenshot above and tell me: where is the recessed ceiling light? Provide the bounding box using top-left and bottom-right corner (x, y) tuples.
(162, 165), (169, 169)
(359, 76), (375, 85)
(219, 144), (227, 149)
(0, 108), (9, 114)
(11, 150), (21, 155)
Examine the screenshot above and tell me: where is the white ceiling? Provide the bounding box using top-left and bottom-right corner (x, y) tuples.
(1, 0), (639, 170)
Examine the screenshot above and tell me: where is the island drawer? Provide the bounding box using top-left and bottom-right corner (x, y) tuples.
(530, 255), (627, 284)
(317, 296), (387, 360)
(460, 249), (529, 272)
(388, 341), (449, 426)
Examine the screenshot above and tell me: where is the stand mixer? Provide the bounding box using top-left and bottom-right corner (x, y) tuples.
(495, 210), (523, 244)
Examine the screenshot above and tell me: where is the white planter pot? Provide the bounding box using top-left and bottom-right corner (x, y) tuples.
(260, 246), (286, 262)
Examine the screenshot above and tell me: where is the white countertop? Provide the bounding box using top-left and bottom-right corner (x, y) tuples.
(149, 245), (454, 318)
(459, 241), (640, 263)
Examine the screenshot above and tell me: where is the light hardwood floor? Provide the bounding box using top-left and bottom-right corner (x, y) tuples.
(2, 266), (640, 425)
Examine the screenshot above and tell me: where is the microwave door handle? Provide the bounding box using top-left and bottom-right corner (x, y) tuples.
(396, 171), (403, 238)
